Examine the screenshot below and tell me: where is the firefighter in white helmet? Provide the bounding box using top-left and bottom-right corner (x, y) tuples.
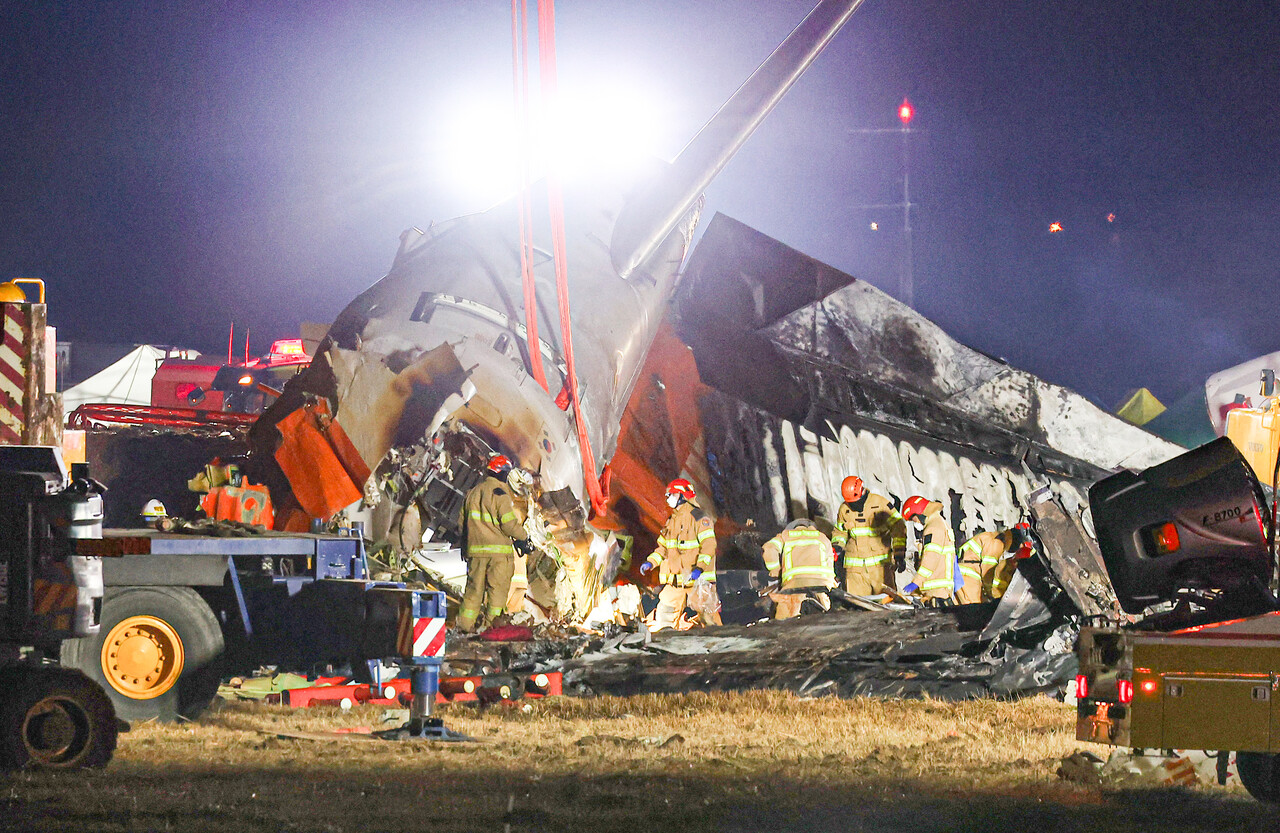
(762, 518), (836, 619)
(640, 479), (720, 630)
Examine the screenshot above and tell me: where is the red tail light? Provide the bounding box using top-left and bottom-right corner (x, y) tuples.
(1075, 674), (1089, 700)
(1140, 679), (1158, 695)
(1153, 522), (1180, 554)
(1118, 680), (1134, 704)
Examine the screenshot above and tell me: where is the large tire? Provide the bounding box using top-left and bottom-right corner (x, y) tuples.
(0, 667), (118, 770)
(1237, 752), (1280, 803)
(62, 586), (224, 723)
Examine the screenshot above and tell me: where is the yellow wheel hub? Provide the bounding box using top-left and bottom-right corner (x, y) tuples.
(101, 615), (185, 700)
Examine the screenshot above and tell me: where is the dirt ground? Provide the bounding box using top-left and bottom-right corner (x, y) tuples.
(3, 691), (1277, 832)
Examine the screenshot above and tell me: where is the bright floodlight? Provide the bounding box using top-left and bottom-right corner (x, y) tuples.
(434, 79), (669, 208)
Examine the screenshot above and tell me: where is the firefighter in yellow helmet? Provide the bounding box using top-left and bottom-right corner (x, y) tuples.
(640, 479), (720, 630)
(456, 455), (535, 633)
(900, 496), (956, 605)
(762, 519), (836, 619)
(830, 476), (906, 596)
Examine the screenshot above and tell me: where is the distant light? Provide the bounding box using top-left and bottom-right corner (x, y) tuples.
(1049, 222), (1063, 233)
(238, 374), (254, 386)
(898, 97), (914, 125)
(1107, 213), (1116, 223)
(869, 222), (879, 231)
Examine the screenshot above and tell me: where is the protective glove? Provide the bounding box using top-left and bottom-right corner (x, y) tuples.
(902, 582), (919, 595)
(639, 560), (655, 575)
(1014, 542), (1035, 560)
(689, 567), (704, 583)
(513, 538), (535, 556)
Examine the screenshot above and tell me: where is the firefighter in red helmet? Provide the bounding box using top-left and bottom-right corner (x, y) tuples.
(900, 495), (956, 605)
(830, 475), (906, 596)
(640, 478), (720, 629)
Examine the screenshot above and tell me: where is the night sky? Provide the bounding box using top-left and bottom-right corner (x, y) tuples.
(2, 1), (1277, 411)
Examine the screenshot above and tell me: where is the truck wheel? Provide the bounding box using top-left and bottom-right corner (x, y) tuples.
(62, 586), (225, 723)
(0, 667), (118, 770)
(1237, 752), (1280, 803)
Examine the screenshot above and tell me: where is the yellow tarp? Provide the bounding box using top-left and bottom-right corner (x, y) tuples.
(1115, 388), (1166, 426)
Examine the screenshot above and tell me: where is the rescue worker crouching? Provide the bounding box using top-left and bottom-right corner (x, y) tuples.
(830, 476), (906, 596)
(640, 478), (721, 630)
(974, 522), (1035, 600)
(762, 519), (836, 619)
(457, 454), (535, 634)
(900, 496), (956, 605)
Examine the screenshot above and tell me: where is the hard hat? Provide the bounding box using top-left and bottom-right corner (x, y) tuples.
(900, 496), (931, 522)
(487, 454), (512, 474)
(665, 478), (696, 501)
(141, 499), (167, 520)
(840, 475), (865, 503)
(0, 282), (26, 303)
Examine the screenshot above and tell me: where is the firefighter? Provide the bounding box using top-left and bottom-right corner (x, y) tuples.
(640, 478), (719, 630)
(955, 529), (993, 604)
(762, 519), (836, 619)
(830, 476), (906, 596)
(456, 454), (534, 634)
(981, 522), (1035, 600)
(899, 496), (956, 605)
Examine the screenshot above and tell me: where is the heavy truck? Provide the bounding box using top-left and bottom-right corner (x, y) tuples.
(1075, 435), (1280, 802)
(0, 445), (118, 770)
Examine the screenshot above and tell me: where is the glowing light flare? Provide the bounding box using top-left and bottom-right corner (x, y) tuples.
(1107, 213), (1116, 223)
(869, 222), (879, 231)
(898, 97), (914, 125)
(1048, 222), (1063, 233)
(1140, 679), (1158, 695)
(433, 81), (670, 206)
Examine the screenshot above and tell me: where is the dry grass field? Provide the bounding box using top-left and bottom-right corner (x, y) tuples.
(3, 691), (1277, 832)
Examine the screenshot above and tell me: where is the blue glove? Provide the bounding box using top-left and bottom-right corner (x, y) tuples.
(689, 568), (703, 582)
(902, 582), (919, 594)
(639, 561), (654, 575)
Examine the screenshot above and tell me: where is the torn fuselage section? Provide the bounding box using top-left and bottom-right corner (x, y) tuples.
(250, 181), (700, 624)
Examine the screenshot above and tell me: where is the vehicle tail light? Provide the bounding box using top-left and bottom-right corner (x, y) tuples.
(1075, 674), (1089, 700)
(1118, 680), (1134, 704)
(1150, 522), (1180, 555)
(1140, 679), (1158, 695)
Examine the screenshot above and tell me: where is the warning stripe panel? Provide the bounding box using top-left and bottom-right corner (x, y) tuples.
(413, 617), (447, 658)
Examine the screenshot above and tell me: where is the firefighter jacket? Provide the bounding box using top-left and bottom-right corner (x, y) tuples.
(462, 476), (527, 559)
(957, 530), (1002, 604)
(909, 502), (956, 600)
(762, 521), (836, 591)
(978, 530), (1019, 599)
(830, 493), (906, 572)
(645, 502), (716, 586)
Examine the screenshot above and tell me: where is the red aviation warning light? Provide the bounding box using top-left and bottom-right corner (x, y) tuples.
(898, 98), (914, 125)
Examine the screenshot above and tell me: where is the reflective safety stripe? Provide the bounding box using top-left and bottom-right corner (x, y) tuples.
(844, 528), (879, 538)
(485, 604), (504, 617)
(701, 570), (717, 582)
(696, 553), (714, 567)
(922, 577), (954, 591)
(781, 564), (834, 584)
(959, 565), (982, 580)
(696, 528), (715, 542)
(470, 509), (516, 527)
(844, 553), (888, 568)
(470, 544), (515, 555)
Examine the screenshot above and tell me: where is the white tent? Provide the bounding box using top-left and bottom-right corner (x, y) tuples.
(62, 345), (199, 415)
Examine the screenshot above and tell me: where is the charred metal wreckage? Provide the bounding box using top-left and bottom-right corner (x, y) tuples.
(239, 0), (1182, 700)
